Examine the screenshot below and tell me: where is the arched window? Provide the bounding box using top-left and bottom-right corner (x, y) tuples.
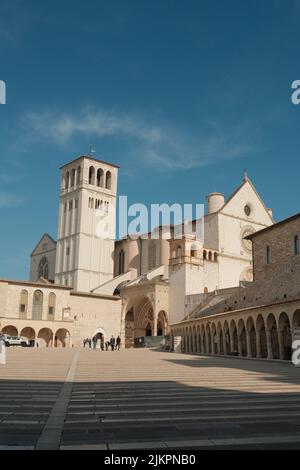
(266, 245), (272, 264)
(65, 171), (69, 190)
(32, 290), (43, 320)
(294, 235), (300, 255)
(70, 168), (75, 187)
(76, 166), (81, 186)
(19, 290), (28, 318)
(176, 246), (182, 258)
(118, 249), (125, 275)
(148, 242), (157, 270)
(97, 168), (104, 187)
(48, 293), (56, 319)
(105, 171), (112, 190)
(38, 257), (49, 280)
(89, 166), (95, 185)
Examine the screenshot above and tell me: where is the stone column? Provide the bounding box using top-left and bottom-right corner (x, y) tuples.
(237, 334), (242, 356)
(216, 336), (220, 355)
(204, 332), (208, 353)
(223, 333), (227, 355)
(211, 333), (214, 355)
(256, 330), (261, 358)
(198, 333), (202, 353)
(278, 329), (285, 360)
(120, 298), (129, 349)
(246, 331), (252, 358)
(229, 331), (235, 354)
(190, 333), (194, 352)
(266, 330), (273, 360)
(160, 239), (170, 267)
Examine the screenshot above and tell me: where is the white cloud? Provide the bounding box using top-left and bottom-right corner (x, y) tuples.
(0, 192), (23, 208)
(23, 107), (251, 171)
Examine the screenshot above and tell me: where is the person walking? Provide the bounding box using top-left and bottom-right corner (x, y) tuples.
(0, 331), (6, 365)
(92, 335), (97, 350)
(116, 336), (121, 351)
(88, 338), (92, 349)
(110, 335), (116, 351)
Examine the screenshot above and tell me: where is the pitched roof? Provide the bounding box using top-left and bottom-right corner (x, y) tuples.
(59, 154), (120, 170)
(30, 233), (57, 256)
(245, 212), (300, 240)
(218, 175), (274, 223)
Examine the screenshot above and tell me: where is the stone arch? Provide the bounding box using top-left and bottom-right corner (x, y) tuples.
(32, 290), (43, 320)
(105, 171), (112, 190)
(239, 267), (253, 283)
(292, 309), (300, 335)
(70, 168), (76, 187)
(38, 328), (53, 348)
(279, 312), (292, 360)
(20, 327), (36, 346)
(124, 308), (134, 349)
(2, 325), (18, 336)
(55, 328), (71, 348)
(256, 314), (267, 358)
(266, 313), (279, 359)
(157, 310), (168, 336)
(89, 166), (95, 185)
(92, 327), (107, 343)
(38, 257), (49, 280)
(131, 296), (155, 339)
(65, 171), (70, 190)
(76, 166), (81, 185)
(97, 168), (104, 187)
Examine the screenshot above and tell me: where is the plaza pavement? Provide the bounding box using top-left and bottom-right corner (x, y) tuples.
(0, 347), (300, 450)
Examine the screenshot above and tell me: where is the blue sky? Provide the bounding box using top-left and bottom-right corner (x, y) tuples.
(1, 0), (300, 280)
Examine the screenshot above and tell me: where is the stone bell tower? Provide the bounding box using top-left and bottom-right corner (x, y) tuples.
(55, 154), (119, 292)
(168, 235), (204, 324)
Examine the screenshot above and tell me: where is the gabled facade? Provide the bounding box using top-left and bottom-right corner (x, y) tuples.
(30, 233), (57, 283)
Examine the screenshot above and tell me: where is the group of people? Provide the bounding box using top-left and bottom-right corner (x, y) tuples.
(83, 334), (121, 351)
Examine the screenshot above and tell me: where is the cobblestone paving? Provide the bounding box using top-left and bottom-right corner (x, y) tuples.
(1, 348), (300, 449)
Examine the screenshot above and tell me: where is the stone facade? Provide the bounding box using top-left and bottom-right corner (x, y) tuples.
(0, 155), (279, 351)
(171, 212), (300, 361)
(0, 279), (122, 348)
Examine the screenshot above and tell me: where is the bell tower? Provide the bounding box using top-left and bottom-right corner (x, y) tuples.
(169, 235), (205, 324)
(55, 154), (119, 292)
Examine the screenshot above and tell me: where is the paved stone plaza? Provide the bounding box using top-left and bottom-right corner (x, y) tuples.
(0, 348), (300, 450)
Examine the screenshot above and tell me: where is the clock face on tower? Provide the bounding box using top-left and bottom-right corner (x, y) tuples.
(241, 226), (255, 252)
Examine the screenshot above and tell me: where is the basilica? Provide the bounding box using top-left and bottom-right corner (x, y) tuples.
(0, 153), (298, 358)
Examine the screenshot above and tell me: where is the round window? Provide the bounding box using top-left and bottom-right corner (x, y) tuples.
(244, 205), (251, 217)
(241, 226), (255, 252)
